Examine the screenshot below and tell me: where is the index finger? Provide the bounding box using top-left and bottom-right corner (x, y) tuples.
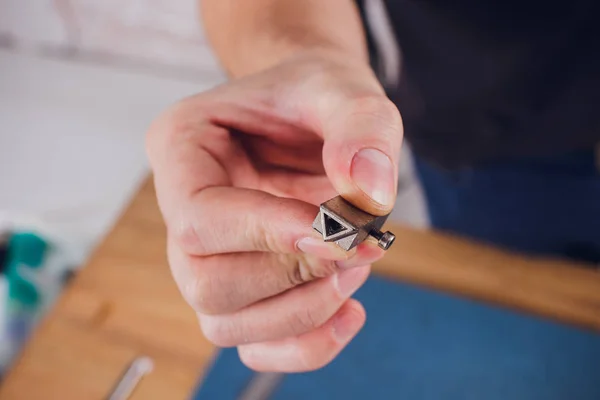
(172, 186), (349, 257)
(146, 98), (348, 258)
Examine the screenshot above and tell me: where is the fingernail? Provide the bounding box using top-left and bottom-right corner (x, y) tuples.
(335, 267), (368, 297)
(297, 237), (347, 260)
(351, 148), (395, 207)
(332, 308), (361, 341)
(336, 243), (383, 269)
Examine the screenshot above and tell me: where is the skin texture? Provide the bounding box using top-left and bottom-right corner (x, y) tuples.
(200, 0), (369, 77)
(146, 2), (404, 372)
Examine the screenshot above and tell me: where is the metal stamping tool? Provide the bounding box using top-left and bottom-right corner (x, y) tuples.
(313, 195), (396, 251)
(107, 356), (154, 400)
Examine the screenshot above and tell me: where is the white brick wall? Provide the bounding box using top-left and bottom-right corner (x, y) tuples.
(0, 0), (221, 74)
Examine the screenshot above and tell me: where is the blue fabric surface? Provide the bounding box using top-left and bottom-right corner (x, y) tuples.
(193, 276), (600, 400)
(413, 149), (600, 263)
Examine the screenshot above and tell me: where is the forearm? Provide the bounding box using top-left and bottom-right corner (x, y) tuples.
(200, 0), (368, 77)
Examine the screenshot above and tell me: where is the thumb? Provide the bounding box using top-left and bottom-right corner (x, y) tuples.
(321, 95), (403, 216)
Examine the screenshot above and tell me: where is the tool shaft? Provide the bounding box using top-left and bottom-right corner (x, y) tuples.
(107, 356), (154, 400)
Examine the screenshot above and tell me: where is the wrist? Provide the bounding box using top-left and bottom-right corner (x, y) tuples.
(203, 0), (369, 78)
(228, 38), (369, 78)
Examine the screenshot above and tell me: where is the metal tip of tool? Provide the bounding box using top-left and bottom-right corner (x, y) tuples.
(377, 231), (396, 250)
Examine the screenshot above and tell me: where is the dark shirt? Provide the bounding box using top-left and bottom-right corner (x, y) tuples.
(378, 1), (600, 168)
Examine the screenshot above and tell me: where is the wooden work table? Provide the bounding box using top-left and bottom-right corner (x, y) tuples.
(1, 178), (599, 399)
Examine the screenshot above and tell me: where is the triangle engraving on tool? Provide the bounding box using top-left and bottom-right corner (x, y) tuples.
(320, 210), (356, 241)
(324, 214), (345, 237)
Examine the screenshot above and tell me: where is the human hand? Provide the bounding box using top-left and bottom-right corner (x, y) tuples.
(146, 50), (403, 372)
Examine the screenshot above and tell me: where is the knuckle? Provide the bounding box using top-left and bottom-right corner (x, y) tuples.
(183, 269), (217, 315)
(287, 306), (324, 335)
(286, 263), (306, 287)
(243, 215), (268, 253)
(180, 262), (212, 314)
(170, 216), (210, 255)
(237, 346), (262, 372)
(262, 228), (281, 253)
(145, 97), (198, 161)
(286, 258), (337, 288)
(169, 251), (224, 315)
(244, 194), (285, 253)
(199, 317), (238, 348)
